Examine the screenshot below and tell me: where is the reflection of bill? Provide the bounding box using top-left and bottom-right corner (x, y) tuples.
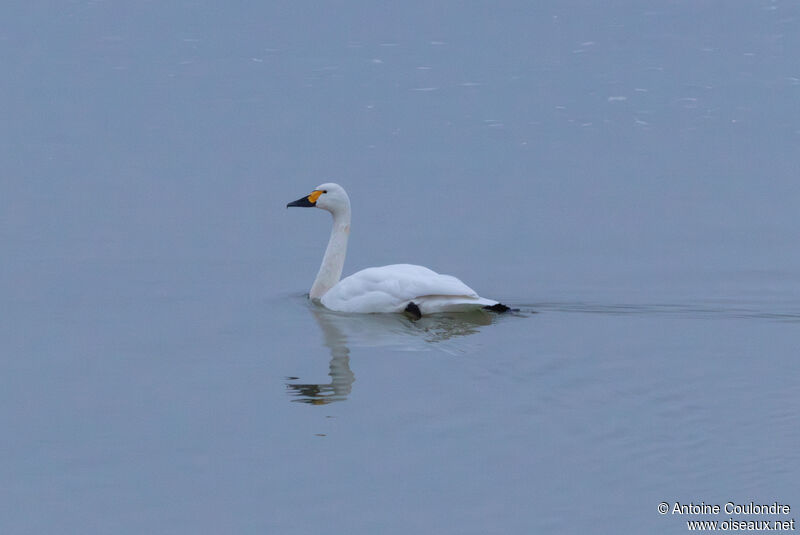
(286, 304), (497, 405)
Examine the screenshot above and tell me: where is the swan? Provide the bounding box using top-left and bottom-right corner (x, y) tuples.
(287, 183), (509, 318)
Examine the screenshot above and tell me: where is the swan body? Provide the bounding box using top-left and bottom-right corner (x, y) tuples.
(287, 183), (505, 316)
(320, 264), (498, 314)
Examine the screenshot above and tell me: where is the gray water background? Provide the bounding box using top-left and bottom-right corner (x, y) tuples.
(2, 1), (799, 533)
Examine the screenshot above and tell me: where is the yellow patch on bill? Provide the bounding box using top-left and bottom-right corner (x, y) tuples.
(308, 190), (323, 203)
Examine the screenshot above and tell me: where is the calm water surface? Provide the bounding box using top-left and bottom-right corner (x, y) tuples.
(2, 1), (799, 533)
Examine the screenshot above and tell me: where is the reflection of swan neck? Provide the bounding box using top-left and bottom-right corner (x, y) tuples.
(310, 208), (351, 300)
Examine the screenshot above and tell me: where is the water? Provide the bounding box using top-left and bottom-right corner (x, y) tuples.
(2, 1), (799, 533)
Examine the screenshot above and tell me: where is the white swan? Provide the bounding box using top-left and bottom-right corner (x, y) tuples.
(287, 183), (509, 317)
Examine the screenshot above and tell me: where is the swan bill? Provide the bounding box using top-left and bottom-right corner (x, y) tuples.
(287, 189), (324, 207)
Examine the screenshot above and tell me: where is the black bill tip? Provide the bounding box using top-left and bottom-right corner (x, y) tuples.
(287, 196), (315, 208)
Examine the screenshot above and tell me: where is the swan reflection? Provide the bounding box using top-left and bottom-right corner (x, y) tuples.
(285, 304), (495, 405)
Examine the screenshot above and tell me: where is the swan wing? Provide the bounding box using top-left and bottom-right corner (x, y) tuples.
(320, 264), (497, 314)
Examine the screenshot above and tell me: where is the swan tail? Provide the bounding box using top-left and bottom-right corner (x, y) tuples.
(411, 295), (505, 315)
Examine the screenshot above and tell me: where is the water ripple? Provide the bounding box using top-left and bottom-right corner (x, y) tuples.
(520, 301), (800, 322)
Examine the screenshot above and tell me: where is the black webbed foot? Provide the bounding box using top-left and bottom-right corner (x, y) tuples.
(483, 303), (512, 313)
(404, 302), (422, 321)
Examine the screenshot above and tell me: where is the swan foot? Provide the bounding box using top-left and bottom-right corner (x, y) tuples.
(483, 303), (512, 313)
(404, 302), (422, 321)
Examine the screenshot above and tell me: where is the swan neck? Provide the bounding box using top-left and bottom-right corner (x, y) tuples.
(310, 210), (350, 300)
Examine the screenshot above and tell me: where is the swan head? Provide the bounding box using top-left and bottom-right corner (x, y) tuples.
(287, 182), (350, 216)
